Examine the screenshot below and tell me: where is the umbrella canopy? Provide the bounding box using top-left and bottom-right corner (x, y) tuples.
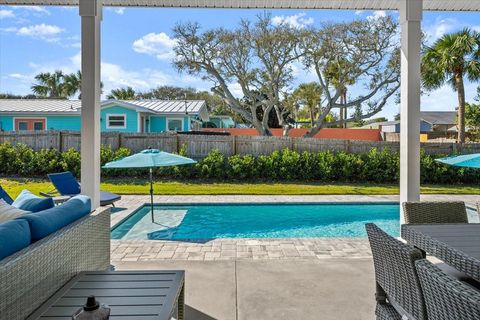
(103, 148), (196, 223)
(436, 153), (480, 168)
(103, 148), (196, 169)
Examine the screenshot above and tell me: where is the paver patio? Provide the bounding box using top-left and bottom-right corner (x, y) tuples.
(110, 194), (478, 262)
(108, 194), (478, 318)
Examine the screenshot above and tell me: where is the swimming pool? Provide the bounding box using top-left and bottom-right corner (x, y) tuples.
(112, 203), (404, 240)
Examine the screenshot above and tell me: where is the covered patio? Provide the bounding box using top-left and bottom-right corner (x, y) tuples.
(3, 0), (479, 222)
(2, 0), (480, 319)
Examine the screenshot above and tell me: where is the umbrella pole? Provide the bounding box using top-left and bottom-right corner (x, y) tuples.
(150, 167), (154, 223)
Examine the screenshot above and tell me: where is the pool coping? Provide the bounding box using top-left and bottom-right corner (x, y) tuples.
(109, 195), (479, 262)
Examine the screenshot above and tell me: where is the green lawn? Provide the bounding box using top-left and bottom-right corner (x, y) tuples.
(1, 178), (479, 198)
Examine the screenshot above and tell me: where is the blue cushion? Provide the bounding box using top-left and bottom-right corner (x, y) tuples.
(18, 195), (91, 241)
(12, 189), (54, 213)
(0, 219), (31, 260)
(0, 186), (13, 205)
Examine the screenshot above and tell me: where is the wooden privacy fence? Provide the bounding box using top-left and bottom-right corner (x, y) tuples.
(1, 130), (480, 158)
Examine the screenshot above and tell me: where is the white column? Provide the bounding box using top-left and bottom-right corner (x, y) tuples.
(400, 0), (422, 223)
(80, 0), (102, 208)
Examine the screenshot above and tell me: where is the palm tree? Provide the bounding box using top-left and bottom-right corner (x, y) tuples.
(291, 83), (322, 127)
(422, 28), (480, 142)
(324, 58), (356, 128)
(31, 70), (67, 98)
(63, 70), (82, 98)
(107, 87), (136, 100)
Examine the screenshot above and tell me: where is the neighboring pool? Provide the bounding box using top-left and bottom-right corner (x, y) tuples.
(111, 203), (402, 240)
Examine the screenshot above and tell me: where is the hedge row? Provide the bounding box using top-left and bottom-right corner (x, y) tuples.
(0, 142), (478, 184)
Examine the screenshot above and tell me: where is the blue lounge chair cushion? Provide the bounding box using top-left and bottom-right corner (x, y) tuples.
(0, 186), (13, 205)
(18, 195), (91, 241)
(0, 219), (31, 260)
(47, 171), (81, 196)
(12, 189), (55, 213)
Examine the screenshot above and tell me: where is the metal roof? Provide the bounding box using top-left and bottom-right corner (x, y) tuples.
(0, 99), (82, 113)
(1, 0), (480, 11)
(0, 99), (207, 115)
(420, 111), (457, 125)
(121, 100), (205, 114)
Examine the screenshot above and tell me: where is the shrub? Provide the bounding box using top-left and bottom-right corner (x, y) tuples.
(0, 141), (477, 185)
(228, 154), (256, 179)
(60, 148), (81, 177)
(196, 149), (226, 179)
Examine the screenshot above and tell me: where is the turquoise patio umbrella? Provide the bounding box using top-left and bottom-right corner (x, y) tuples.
(103, 148), (196, 222)
(436, 153), (480, 168)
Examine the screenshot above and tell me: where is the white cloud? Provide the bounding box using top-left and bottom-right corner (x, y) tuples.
(227, 83), (243, 98)
(0, 10), (15, 19)
(424, 17), (458, 43)
(105, 7), (126, 15)
(115, 7), (126, 15)
(271, 12), (314, 29)
(421, 82), (478, 112)
(17, 24), (63, 37)
(423, 17), (480, 45)
(355, 10), (364, 15)
(132, 32), (177, 60)
(8, 73), (31, 81)
(12, 6), (50, 15)
(366, 10), (386, 22)
(4, 24), (65, 42)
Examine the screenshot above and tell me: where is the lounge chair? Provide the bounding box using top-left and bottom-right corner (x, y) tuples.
(45, 171), (121, 206)
(0, 186), (13, 205)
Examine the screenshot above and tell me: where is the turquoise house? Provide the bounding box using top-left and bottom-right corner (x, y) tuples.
(0, 99), (209, 132)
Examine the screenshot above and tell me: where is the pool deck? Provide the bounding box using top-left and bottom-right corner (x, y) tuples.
(110, 194), (478, 319)
(110, 194), (478, 262)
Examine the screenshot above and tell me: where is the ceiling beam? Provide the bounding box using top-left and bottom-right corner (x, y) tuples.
(1, 0), (480, 11)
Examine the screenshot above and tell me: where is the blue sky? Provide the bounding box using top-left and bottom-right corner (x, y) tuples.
(1, 5), (480, 120)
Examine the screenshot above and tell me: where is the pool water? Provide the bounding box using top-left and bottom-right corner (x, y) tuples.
(111, 203), (402, 240)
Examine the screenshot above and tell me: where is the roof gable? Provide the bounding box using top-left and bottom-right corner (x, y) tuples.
(420, 111), (457, 125)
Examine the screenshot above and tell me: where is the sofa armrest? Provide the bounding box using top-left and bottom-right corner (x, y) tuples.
(0, 207), (111, 320)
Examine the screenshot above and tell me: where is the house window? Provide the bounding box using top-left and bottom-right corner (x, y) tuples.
(107, 114), (126, 129)
(18, 122), (28, 131)
(167, 118), (183, 132)
(14, 118), (46, 131)
(33, 122), (44, 131)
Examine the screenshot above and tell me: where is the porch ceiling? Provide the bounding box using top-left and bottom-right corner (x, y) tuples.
(1, 0), (480, 11)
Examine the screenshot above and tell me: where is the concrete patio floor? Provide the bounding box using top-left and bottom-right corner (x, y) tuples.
(114, 258), (375, 320)
(109, 194), (479, 319)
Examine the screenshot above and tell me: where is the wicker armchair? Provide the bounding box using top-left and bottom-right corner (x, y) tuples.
(402, 201), (468, 224)
(416, 259), (480, 320)
(365, 223), (427, 320)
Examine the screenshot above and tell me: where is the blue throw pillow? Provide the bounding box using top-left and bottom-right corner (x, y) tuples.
(0, 219), (31, 260)
(12, 189), (54, 213)
(18, 195), (91, 241)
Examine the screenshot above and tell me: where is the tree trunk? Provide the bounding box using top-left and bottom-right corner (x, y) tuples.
(339, 94), (344, 127)
(310, 106), (315, 127)
(343, 92), (347, 129)
(455, 72), (466, 143)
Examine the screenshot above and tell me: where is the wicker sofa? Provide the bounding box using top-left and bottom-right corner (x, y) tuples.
(0, 206), (111, 320)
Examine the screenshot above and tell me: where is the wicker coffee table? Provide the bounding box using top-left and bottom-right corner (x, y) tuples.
(27, 270), (185, 320)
